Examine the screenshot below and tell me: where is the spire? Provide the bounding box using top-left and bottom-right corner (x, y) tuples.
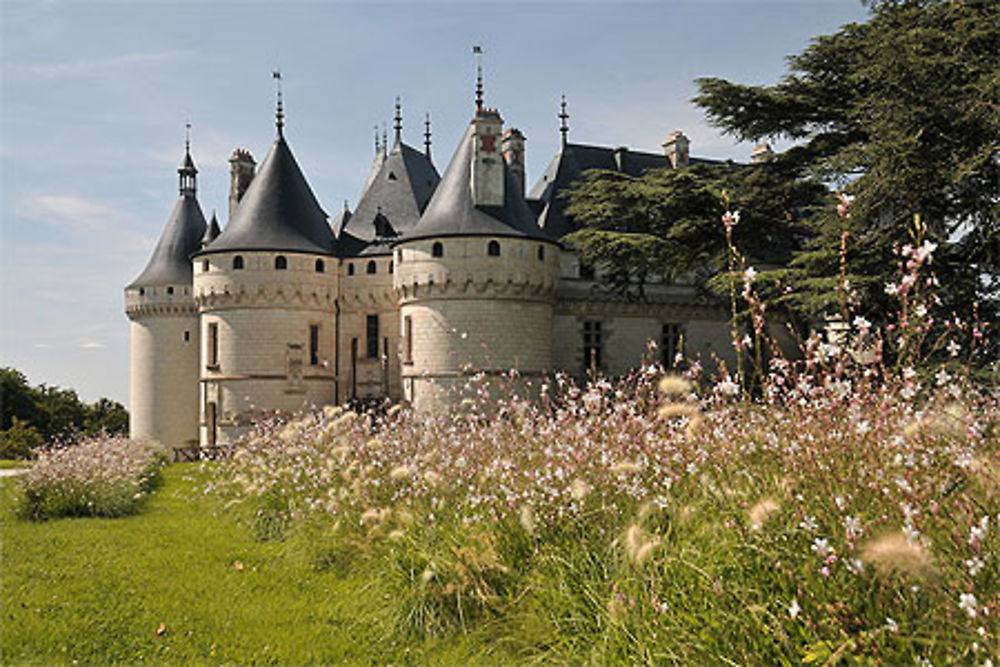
(272, 69), (284, 138)
(178, 122), (197, 197)
(374, 125), (381, 155)
(393, 96), (402, 146)
(424, 112), (432, 159)
(381, 124), (387, 157)
(559, 94), (569, 148)
(473, 44), (484, 111)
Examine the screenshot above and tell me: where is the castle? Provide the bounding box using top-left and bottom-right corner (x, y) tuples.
(125, 80), (740, 450)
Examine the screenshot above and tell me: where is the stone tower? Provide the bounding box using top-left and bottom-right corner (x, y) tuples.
(393, 104), (560, 412)
(124, 140), (207, 449)
(192, 108), (340, 446)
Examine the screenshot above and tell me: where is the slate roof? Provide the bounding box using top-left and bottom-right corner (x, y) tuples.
(201, 212), (221, 248)
(527, 142), (721, 239)
(401, 122), (551, 243)
(199, 135), (336, 255)
(340, 140), (440, 245)
(128, 194), (207, 288)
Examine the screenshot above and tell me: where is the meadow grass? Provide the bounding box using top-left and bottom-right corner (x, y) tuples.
(0, 465), (517, 665)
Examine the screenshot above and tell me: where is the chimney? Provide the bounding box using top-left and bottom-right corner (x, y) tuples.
(470, 107), (504, 208)
(613, 146), (628, 173)
(228, 148), (256, 219)
(662, 130), (690, 169)
(502, 128), (526, 198)
(751, 142), (773, 163)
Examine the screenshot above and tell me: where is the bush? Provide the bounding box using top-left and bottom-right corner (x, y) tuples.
(0, 417), (44, 460)
(17, 435), (167, 520)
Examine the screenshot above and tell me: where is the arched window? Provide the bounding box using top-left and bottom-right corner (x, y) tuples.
(487, 240), (501, 257)
(233, 255), (244, 270)
(166, 286), (174, 295)
(538, 245), (545, 261)
(275, 255), (287, 270)
(348, 263), (355, 276)
(432, 242), (444, 258)
(315, 259), (325, 273)
(366, 260), (376, 274)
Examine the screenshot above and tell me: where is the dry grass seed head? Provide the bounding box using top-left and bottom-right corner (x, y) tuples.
(657, 403), (700, 421)
(658, 375), (693, 399)
(861, 532), (934, 578)
(748, 498), (781, 531)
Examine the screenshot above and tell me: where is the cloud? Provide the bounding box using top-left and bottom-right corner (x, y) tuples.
(27, 50), (197, 78)
(79, 342), (106, 350)
(17, 193), (116, 231)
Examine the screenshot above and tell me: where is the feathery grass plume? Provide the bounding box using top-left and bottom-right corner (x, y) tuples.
(388, 529), (406, 541)
(658, 374), (692, 399)
(396, 509), (415, 526)
(389, 465), (412, 481)
(684, 413), (705, 438)
(969, 456), (1000, 500)
(622, 523), (660, 565)
(361, 507), (391, 526)
(423, 470), (442, 486)
(634, 537), (661, 566)
(519, 504), (536, 536)
(748, 498), (780, 531)
(570, 478), (592, 501)
(657, 402), (700, 420)
(904, 402), (969, 442)
(861, 532), (934, 577)
(610, 460), (642, 475)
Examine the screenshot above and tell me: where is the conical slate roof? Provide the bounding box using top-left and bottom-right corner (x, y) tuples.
(128, 194), (207, 288)
(201, 212), (221, 247)
(200, 136), (335, 255)
(341, 140), (439, 244)
(529, 144), (584, 239)
(401, 123), (549, 242)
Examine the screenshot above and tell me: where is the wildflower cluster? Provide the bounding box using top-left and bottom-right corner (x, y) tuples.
(18, 435), (167, 520)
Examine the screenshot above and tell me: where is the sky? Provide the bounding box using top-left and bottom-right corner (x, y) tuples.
(0, 0), (870, 406)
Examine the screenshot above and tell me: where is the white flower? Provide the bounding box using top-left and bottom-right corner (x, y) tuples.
(811, 537), (832, 557)
(966, 557), (985, 577)
(788, 598), (801, 619)
(885, 617), (898, 633)
(885, 282), (899, 296)
(936, 369), (952, 387)
(800, 515), (818, 532)
(960, 593), (979, 618)
(853, 316), (871, 331)
(844, 515), (862, 539)
(744, 266), (757, 283)
(947, 340), (961, 357)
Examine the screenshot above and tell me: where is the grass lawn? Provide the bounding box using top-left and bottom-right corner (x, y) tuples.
(0, 460), (30, 470)
(0, 464), (512, 665)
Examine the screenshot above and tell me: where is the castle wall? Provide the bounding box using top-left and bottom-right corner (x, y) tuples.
(125, 286), (200, 449)
(338, 254), (401, 402)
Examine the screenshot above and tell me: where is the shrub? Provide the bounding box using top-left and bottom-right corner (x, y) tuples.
(0, 417), (44, 460)
(17, 435), (167, 520)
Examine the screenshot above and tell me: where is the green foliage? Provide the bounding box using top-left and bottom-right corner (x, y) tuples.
(694, 0), (1000, 335)
(562, 160), (826, 301)
(0, 367), (129, 455)
(0, 417), (45, 460)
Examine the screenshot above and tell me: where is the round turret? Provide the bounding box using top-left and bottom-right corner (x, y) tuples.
(393, 108), (559, 412)
(124, 144), (206, 451)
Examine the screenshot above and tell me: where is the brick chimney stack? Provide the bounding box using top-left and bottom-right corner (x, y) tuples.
(662, 130), (690, 169)
(228, 148), (256, 219)
(502, 128), (526, 198)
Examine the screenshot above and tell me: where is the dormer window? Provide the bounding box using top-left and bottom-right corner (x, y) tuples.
(487, 240), (501, 257)
(432, 242), (444, 258)
(366, 260), (377, 275)
(275, 255), (288, 270)
(233, 256), (244, 270)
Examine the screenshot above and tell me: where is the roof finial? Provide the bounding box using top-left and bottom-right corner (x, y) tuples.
(184, 121), (192, 155)
(381, 123), (387, 157)
(473, 44), (483, 111)
(393, 96), (402, 145)
(559, 94), (569, 148)
(374, 125), (380, 155)
(424, 111), (432, 159)
(272, 69), (284, 137)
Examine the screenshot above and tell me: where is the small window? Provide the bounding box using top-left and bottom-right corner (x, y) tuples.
(315, 259), (325, 273)
(538, 245), (545, 261)
(432, 242), (444, 258)
(309, 324), (320, 366)
(166, 286), (174, 295)
(202, 259), (209, 272)
(387, 171), (397, 181)
(403, 315), (413, 363)
(366, 314), (379, 359)
(139, 287), (145, 296)
(583, 320), (602, 372)
(183, 330), (191, 343)
(207, 322), (219, 368)
(275, 255), (287, 270)
(233, 255), (244, 270)
(366, 260), (377, 274)
(487, 240), (501, 257)
(396, 249), (402, 263)
(348, 263), (355, 276)
(662, 323), (683, 368)
(580, 263), (595, 280)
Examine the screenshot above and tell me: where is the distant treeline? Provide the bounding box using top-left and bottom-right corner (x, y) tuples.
(0, 367), (129, 459)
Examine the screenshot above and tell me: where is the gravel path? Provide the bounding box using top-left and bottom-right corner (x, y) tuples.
(0, 468), (28, 478)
